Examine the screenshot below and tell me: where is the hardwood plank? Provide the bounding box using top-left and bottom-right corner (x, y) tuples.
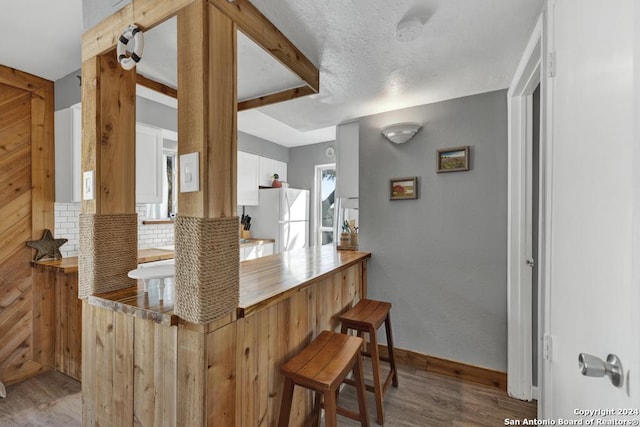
(206, 3), (237, 217)
(134, 317), (156, 425)
(0, 363), (537, 426)
(377, 345), (509, 391)
(0, 306), (31, 366)
(177, 0), (207, 217)
(112, 312), (134, 426)
(0, 93), (30, 131)
(136, 74), (177, 98)
(176, 327), (206, 426)
(0, 214), (32, 264)
(0, 144), (30, 186)
(0, 115), (30, 156)
(94, 307), (114, 425)
(0, 245), (32, 292)
(30, 84), (55, 239)
(0, 190), (31, 239)
(81, 0), (194, 61)
(31, 266), (55, 369)
(208, 0), (319, 93)
(97, 50), (137, 214)
(157, 323), (177, 426)
(0, 164), (31, 209)
(0, 287), (31, 344)
(238, 86), (315, 111)
(82, 301), (97, 425)
(0, 360), (46, 387)
(207, 322), (236, 427)
(0, 64), (50, 92)
(81, 57), (99, 214)
(0, 82), (28, 105)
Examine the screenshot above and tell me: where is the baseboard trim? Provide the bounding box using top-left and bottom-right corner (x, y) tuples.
(378, 345), (507, 391)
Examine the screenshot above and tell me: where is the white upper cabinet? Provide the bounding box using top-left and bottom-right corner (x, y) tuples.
(258, 156), (287, 187)
(136, 123), (164, 204)
(335, 121), (359, 199)
(55, 103), (82, 202)
(238, 151), (260, 206)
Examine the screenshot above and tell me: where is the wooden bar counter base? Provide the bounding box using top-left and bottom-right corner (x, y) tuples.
(83, 246), (371, 426)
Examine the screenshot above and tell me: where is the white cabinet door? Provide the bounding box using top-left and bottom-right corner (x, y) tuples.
(54, 103), (82, 202)
(136, 123), (163, 204)
(238, 151), (259, 206)
(259, 156), (287, 186)
(262, 243), (274, 256)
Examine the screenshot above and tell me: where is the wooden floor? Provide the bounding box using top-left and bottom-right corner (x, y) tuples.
(0, 364), (535, 426)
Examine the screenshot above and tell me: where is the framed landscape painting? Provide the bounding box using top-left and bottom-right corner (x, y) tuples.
(437, 146), (470, 173)
(390, 177), (418, 200)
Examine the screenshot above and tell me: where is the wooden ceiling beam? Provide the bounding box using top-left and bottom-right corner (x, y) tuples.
(136, 74), (178, 98)
(238, 85), (315, 111)
(208, 0), (319, 93)
(82, 0), (195, 62)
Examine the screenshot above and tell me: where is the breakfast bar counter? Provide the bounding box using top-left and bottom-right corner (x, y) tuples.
(82, 246), (371, 426)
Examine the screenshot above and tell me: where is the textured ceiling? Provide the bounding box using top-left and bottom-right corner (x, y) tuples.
(0, 0), (543, 147)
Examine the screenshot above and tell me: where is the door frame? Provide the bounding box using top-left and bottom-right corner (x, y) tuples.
(506, 13), (545, 403)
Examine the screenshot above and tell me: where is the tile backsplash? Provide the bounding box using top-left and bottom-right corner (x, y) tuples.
(54, 203), (174, 257)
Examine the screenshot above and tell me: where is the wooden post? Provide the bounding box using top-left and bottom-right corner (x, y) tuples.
(177, 0), (237, 218)
(81, 50), (137, 216)
(78, 49), (137, 298)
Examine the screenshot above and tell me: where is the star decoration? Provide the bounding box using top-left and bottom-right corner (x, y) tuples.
(26, 229), (68, 261)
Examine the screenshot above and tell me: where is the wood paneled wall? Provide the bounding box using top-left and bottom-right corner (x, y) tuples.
(82, 260), (365, 426)
(0, 66), (54, 386)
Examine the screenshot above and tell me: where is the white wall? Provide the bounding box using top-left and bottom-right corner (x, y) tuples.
(54, 203), (174, 257)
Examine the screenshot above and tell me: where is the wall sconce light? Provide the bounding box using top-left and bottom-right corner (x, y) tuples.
(381, 123), (422, 144)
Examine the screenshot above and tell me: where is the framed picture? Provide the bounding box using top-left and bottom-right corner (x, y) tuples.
(389, 177), (418, 200)
(437, 146), (470, 173)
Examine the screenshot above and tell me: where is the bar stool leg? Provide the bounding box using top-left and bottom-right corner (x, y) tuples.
(278, 378), (295, 427)
(369, 325), (384, 425)
(323, 389), (338, 427)
(311, 392), (322, 427)
(353, 351), (370, 427)
(384, 314), (399, 387)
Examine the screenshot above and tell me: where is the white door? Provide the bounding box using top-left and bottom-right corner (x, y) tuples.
(543, 0), (639, 418)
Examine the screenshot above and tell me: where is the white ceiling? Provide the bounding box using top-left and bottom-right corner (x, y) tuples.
(0, 0), (543, 147)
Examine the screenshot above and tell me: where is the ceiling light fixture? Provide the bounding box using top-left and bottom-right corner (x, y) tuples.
(381, 123), (422, 144)
(396, 18), (423, 42)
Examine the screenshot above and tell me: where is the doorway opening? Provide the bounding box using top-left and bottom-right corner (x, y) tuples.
(507, 15), (544, 404)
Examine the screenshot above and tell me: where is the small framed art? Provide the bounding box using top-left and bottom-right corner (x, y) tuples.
(437, 146), (470, 173)
(389, 177), (418, 200)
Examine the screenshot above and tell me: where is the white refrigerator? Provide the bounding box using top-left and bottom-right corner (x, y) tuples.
(246, 188), (309, 253)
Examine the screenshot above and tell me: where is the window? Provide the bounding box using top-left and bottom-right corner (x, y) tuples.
(314, 164), (336, 246)
(164, 150), (178, 218)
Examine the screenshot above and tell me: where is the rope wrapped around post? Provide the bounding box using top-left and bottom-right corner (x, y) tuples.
(78, 213), (138, 298)
(174, 216), (239, 324)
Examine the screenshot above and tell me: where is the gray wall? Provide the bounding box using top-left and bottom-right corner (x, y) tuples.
(55, 70), (82, 111)
(238, 132), (289, 163)
(288, 141), (335, 247)
(55, 69), (178, 132)
(359, 90), (508, 371)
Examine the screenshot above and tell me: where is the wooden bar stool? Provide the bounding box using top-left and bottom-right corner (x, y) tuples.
(339, 299), (399, 425)
(278, 330), (369, 427)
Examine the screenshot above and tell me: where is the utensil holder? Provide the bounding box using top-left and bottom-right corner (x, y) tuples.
(350, 234), (359, 247)
(241, 230), (251, 239)
(340, 233), (351, 246)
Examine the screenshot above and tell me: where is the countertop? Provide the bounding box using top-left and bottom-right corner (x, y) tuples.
(32, 248), (176, 273)
(87, 246), (371, 325)
(32, 239), (276, 274)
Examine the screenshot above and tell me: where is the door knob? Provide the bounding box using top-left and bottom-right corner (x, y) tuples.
(525, 258), (535, 267)
(578, 353), (623, 387)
